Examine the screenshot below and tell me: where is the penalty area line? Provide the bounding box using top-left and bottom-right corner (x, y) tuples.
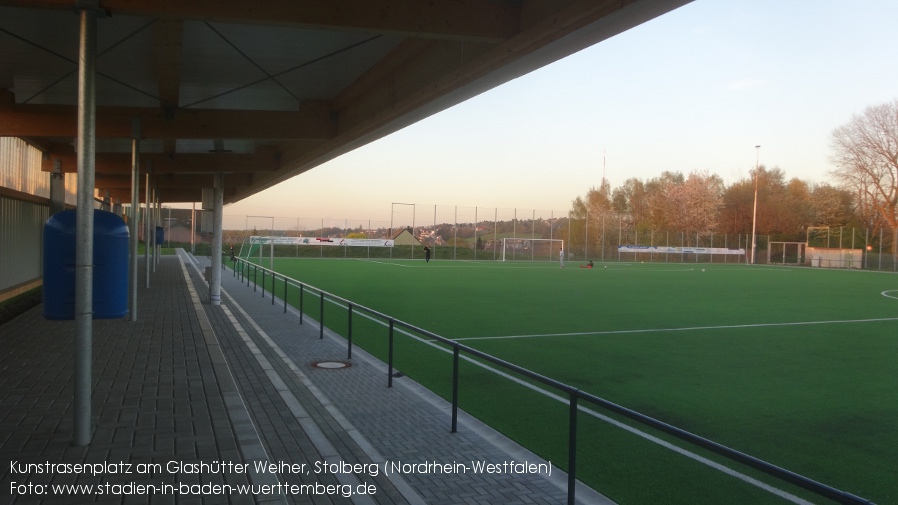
(454, 317), (898, 342)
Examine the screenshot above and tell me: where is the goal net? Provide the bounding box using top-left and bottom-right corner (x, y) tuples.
(767, 242), (805, 265)
(501, 238), (564, 262)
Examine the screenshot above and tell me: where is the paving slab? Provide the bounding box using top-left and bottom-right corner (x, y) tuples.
(1, 252), (610, 504)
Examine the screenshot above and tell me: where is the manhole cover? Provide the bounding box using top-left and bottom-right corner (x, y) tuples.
(312, 361), (351, 370)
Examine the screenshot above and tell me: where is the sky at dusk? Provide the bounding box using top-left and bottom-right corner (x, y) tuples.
(217, 0), (898, 228)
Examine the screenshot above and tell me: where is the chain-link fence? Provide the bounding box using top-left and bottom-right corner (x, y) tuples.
(187, 206), (898, 272)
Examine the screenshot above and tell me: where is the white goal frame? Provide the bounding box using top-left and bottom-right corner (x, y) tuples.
(767, 242), (805, 265)
(501, 238), (564, 262)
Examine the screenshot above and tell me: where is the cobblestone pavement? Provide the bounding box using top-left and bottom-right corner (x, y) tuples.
(0, 252), (610, 504)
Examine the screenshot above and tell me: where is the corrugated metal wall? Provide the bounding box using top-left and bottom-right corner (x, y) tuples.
(0, 137), (48, 197)
(0, 137), (75, 296)
(0, 196), (47, 292)
(0, 137), (78, 205)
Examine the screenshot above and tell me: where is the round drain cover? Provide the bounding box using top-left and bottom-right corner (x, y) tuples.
(312, 361), (351, 369)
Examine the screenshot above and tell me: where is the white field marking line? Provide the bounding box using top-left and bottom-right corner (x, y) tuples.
(246, 260), (865, 501)
(882, 290), (898, 300)
(454, 317), (898, 342)
(211, 285), (425, 504)
(339, 304), (812, 504)
(359, 259), (563, 270)
(364, 259), (413, 267)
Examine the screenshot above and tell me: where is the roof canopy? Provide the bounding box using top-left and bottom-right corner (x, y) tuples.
(0, 0), (689, 205)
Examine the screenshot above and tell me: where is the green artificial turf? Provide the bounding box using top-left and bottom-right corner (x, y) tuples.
(243, 258), (898, 504)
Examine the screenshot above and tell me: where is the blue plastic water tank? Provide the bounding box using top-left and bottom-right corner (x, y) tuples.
(43, 209), (130, 320)
(155, 226), (164, 245)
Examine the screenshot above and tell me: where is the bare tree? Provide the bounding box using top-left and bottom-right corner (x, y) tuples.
(831, 99), (898, 252)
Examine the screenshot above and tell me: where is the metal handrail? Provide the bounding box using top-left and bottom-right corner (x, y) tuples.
(231, 257), (874, 505)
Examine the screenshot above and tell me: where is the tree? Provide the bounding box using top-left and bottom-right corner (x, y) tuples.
(667, 170), (724, 239)
(831, 99), (898, 252)
(719, 178), (754, 235)
(810, 183), (854, 228)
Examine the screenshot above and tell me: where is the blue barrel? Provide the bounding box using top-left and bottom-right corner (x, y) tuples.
(43, 209), (130, 320)
(155, 226), (164, 245)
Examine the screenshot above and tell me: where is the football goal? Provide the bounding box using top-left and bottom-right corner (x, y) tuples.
(767, 242), (805, 265)
(501, 238), (564, 262)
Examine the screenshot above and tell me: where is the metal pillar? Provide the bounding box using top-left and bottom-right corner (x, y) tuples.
(750, 145), (760, 264)
(129, 118), (140, 321)
(74, 4), (98, 447)
(49, 159), (66, 216)
(154, 193), (159, 266)
(190, 202), (196, 254)
(210, 173), (224, 305)
(144, 170), (151, 288)
(151, 183), (157, 272)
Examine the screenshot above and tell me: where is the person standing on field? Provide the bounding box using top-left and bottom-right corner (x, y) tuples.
(559, 247), (565, 268)
(424, 245), (432, 263)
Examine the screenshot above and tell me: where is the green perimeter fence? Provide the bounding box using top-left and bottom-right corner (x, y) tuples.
(229, 256), (876, 505)
(215, 209), (897, 270)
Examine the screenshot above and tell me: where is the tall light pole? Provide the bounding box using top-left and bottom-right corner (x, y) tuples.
(750, 145), (761, 264)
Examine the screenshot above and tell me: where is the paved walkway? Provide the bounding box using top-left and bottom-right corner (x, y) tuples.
(1, 252), (610, 504)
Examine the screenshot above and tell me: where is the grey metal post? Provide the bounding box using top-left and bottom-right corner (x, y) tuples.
(49, 159), (66, 217)
(474, 206), (478, 260)
(129, 118), (140, 321)
(493, 207), (497, 260)
(210, 173), (224, 305)
(191, 202), (196, 254)
(454, 206), (457, 260)
(74, 4), (98, 447)
(144, 170), (150, 287)
(153, 191), (162, 266)
(584, 209), (589, 261)
(150, 182), (156, 272)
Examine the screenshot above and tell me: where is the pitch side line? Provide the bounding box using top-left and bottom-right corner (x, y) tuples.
(454, 317), (898, 342)
(250, 266), (822, 504)
(338, 304), (813, 504)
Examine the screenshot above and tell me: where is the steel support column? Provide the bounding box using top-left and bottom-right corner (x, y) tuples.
(210, 173), (224, 305)
(144, 169), (150, 288)
(151, 182), (157, 272)
(129, 118), (140, 321)
(73, 3), (98, 447)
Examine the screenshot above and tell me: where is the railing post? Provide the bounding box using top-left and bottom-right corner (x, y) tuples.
(299, 285), (304, 324)
(451, 346), (459, 433)
(283, 277), (288, 313)
(253, 265), (257, 292)
(568, 391), (578, 505)
(319, 291), (325, 339)
(388, 319), (395, 388)
(272, 274), (276, 305)
(261, 269), (265, 297)
(347, 304), (353, 360)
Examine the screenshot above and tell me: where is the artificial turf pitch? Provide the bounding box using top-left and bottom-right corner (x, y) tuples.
(242, 257), (898, 504)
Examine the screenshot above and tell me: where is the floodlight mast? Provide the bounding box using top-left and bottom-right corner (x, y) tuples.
(750, 145), (760, 265)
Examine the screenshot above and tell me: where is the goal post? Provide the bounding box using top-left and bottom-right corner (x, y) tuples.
(767, 242), (805, 265)
(501, 238), (564, 262)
